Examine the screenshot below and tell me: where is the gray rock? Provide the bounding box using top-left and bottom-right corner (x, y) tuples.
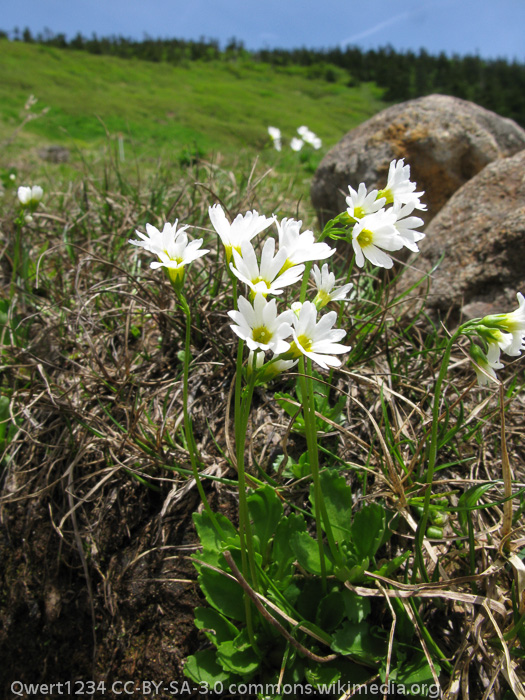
(398, 149), (525, 318)
(311, 94), (525, 227)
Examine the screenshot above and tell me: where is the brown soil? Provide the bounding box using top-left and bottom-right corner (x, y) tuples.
(0, 480), (221, 700)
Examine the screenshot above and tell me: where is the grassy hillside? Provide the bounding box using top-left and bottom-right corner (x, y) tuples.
(0, 39), (386, 166)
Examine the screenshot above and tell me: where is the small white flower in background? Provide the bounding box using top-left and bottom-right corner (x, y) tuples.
(289, 301), (351, 370)
(209, 203), (274, 263)
(129, 220), (209, 286)
(9, 173), (16, 181)
(276, 217), (335, 267)
(346, 183), (385, 220)
(290, 137), (304, 152)
(228, 294), (294, 354)
(291, 301), (302, 316)
(351, 210), (403, 269)
(230, 238), (304, 297)
(296, 126), (322, 150)
(392, 202), (425, 252)
(268, 126), (282, 151)
(470, 343), (503, 386)
(480, 292), (525, 357)
(311, 264), (353, 309)
(378, 159), (426, 211)
(18, 185), (43, 206)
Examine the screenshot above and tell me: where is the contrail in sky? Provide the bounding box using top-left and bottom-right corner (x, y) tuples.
(340, 11), (414, 47)
(340, 0), (456, 48)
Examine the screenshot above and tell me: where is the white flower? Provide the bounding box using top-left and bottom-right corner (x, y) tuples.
(130, 220), (209, 285)
(246, 350), (298, 381)
(228, 294), (294, 354)
(18, 185), (43, 206)
(311, 264), (353, 309)
(268, 126), (282, 151)
(470, 343), (503, 386)
(149, 232), (208, 271)
(481, 292), (525, 356)
(209, 203), (274, 262)
(378, 159), (426, 211)
(346, 182), (385, 220)
(351, 210), (403, 269)
(276, 217), (335, 267)
(130, 221), (188, 255)
(289, 301), (351, 370)
(297, 126), (322, 149)
(290, 137), (304, 152)
(230, 238), (304, 297)
(392, 202), (425, 253)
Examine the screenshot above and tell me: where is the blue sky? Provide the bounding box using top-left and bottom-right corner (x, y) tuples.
(2, 0), (524, 63)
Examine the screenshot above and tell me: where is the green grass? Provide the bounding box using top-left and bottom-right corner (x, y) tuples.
(0, 39), (386, 164)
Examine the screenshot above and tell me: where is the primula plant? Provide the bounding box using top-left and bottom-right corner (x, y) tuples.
(129, 159), (525, 698)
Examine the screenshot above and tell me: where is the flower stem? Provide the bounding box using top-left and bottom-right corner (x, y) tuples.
(10, 221), (23, 301)
(174, 289), (217, 528)
(298, 357), (341, 590)
(413, 326), (463, 582)
(234, 346), (260, 647)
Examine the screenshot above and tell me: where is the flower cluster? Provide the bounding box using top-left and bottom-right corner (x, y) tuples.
(268, 125), (322, 153)
(342, 159), (426, 269)
(469, 293), (525, 386)
(291, 126), (322, 152)
(129, 220), (209, 288)
(130, 158), (430, 380)
(18, 185), (43, 206)
(208, 204), (351, 374)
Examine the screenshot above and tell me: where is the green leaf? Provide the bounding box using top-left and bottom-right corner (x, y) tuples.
(183, 649), (234, 685)
(458, 482), (497, 534)
(316, 590), (346, 632)
(247, 485), (283, 556)
(216, 634), (260, 676)
(310, 469), (352, 542)
(305, 662), (341, 688)
(290, 530), (334, 576)
(341, 589), (371, 623)
(193, 510), (239, 564)
(293, 451), (312, 479)
(389, 651), (440, 690)
(373, 551), (410, 579)
(194, 606), (239, 645)
(272, 513), (307, 581)
(351, 503), (386, 559)
(0, 395), (11, 447)
(331, 621), (385, 665)
(197, 566), (246, 622)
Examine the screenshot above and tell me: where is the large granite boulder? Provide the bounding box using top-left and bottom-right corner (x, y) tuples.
(399, 148), (525, 318)
(311, 94), (525, 226)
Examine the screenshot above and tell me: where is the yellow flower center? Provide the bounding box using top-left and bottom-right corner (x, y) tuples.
(377, 188), (393, 205)
(296, 334), (313, 352)
(314, 290), (331, 309)
(278, 259), (295, 274)
(356, 228), (374, 248)
(352, 206), (365, 219)
(252, 326), (272, 345)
